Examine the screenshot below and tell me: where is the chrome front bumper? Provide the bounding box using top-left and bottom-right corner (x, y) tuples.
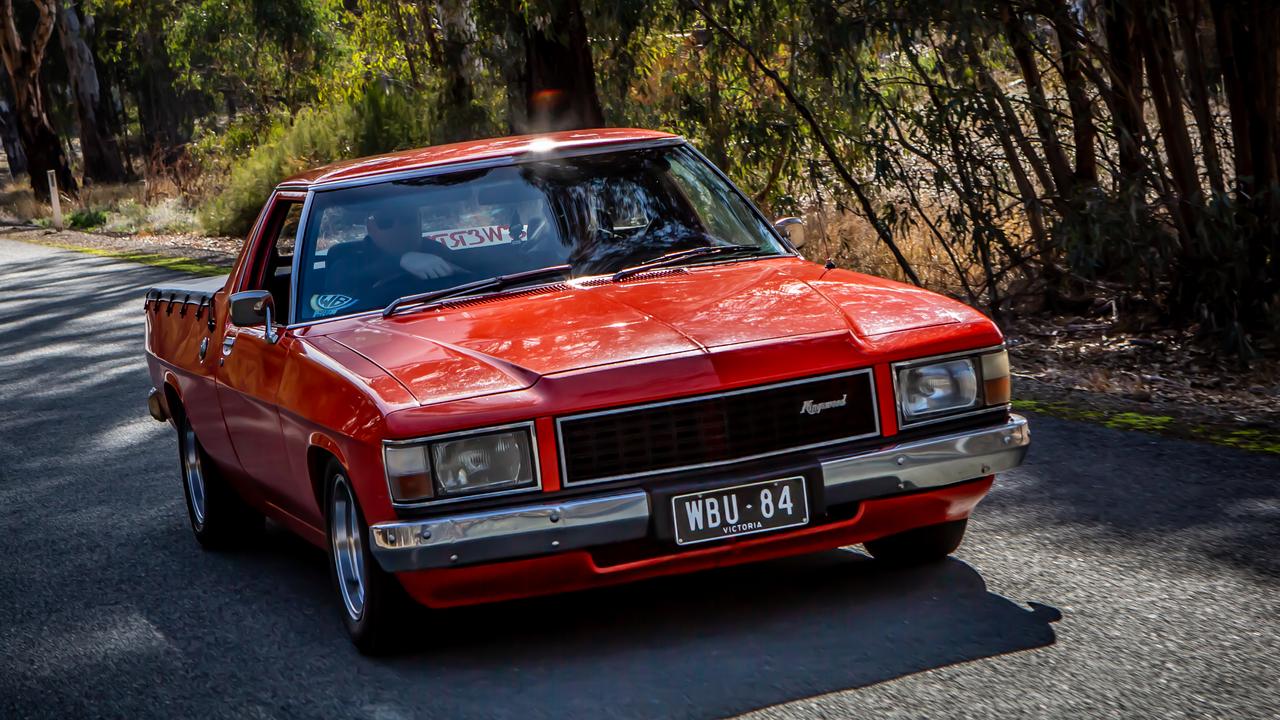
(368, 414), (1030, 572)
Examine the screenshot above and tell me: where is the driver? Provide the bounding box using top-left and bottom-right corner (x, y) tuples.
(324, 204), (466, 304)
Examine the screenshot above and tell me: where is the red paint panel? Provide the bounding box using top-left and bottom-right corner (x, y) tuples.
(314, 258), (1003, 411)
(281, 128), (678, 186)
(535, 416), (561, 492)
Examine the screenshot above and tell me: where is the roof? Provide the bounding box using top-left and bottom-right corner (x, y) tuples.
(279, 128), (681, 187)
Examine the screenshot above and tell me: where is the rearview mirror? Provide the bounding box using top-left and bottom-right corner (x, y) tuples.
(229, 290), (280, 343)
(774, 216), (805, 245)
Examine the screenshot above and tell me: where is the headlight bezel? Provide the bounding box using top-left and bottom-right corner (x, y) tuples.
(892, 346), (1010, 429)
(382, 421), (542, 507)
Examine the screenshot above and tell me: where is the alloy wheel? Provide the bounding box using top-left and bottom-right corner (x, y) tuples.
(182, 422), (207, 526)
(330, 475), (367, 620)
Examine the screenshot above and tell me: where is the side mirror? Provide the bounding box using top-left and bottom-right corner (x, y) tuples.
(773, 216), (805, 245)
(229, 290), (280, 343)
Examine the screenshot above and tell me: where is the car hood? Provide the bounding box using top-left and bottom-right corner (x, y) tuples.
(320, 257), (986, 405)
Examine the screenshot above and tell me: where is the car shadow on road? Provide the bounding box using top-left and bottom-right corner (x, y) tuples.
(238, 524), (1060, 720)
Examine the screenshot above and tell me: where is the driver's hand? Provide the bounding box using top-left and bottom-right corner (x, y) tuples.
(400, 252), (459, 279)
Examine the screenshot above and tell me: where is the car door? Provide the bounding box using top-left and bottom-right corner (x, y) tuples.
(216, 193), (306, 514)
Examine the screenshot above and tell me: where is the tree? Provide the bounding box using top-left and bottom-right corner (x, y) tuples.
(0, 81), (25, 177)
(500, 0), (606, 133)
(0, 0), (76, 201)
(57, 0), (125, 183)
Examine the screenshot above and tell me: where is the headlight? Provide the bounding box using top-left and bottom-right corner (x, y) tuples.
(895, 348), (1011, 426)
(384, 425), (537, 504)
(897, 359), (978, 420)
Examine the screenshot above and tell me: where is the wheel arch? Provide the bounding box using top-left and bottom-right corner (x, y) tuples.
(306, 434), (349, 514)
(162, 378), (184, 425)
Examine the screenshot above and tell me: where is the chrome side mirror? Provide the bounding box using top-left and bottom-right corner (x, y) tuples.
(229, 290), (280, 343)
(773, 216), (805, 245)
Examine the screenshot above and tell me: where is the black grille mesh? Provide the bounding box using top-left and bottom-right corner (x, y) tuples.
(559, 371), (877, 484)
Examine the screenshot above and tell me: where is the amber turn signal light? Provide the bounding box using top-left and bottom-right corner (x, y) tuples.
(981, 350), (1011, 406)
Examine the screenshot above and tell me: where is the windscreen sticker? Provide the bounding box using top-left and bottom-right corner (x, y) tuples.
(424, 224), (524, 250)
(310, 293), (358, 317)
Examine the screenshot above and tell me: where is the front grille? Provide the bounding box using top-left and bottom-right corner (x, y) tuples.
(557, 370), (878, 485)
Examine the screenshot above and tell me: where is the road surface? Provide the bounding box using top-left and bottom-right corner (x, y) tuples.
(1, 237), (1277, 718)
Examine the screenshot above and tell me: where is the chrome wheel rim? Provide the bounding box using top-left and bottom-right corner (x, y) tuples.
(182, 422), (207, 526)
(331, 476), (366, 620)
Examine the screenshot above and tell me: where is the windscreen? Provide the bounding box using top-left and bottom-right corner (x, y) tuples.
(294, 145), (785, 321)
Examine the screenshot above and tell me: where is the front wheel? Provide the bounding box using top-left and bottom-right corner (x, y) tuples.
(325, 462), (411, 655)
(178, 414), (262, 549)
(863, 519), (968, 566)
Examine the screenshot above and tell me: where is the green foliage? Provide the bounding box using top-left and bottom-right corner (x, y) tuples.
(70, 0), (1277, 352)
(68, 208), (108, 229)
(198, 82), (435, 236)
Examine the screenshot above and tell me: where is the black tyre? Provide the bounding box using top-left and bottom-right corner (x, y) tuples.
(177, 413), (263, 549)
(863, 519), (968, 565)
(324, 461), (411, 655)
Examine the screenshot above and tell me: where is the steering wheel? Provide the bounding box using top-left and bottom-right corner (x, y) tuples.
(514, 217), (555, 256)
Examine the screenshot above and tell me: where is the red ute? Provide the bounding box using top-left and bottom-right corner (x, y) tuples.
(143, 129), (1030, 653)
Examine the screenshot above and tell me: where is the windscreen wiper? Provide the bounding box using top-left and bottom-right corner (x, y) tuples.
(611, 244), (768, 282)
(383, 264), (572, 317)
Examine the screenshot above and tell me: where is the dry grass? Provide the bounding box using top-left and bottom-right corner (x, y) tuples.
(0, 179), (199, 235)
(797, 206), (980, 297)
(0, 180), (48, 224)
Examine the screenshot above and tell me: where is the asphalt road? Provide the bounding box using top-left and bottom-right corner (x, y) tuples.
(1, 237), (1277, 719)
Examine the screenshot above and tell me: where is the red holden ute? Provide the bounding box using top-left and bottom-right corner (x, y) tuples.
(143, 129), (1029, 653)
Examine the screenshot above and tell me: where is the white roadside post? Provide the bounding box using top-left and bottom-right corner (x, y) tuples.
(47, 170), (63, 231)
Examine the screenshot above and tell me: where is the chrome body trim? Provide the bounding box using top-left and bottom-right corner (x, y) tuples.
(822, 414), (1030, 505)
(554, 368), (880, 487)
(368, 490), (650, 572)
(147, 388), (168, 423)
(286, 189), (316, 326)
(366, 416), (1029, 573)
(890, 344), (1007, 429)
(382, 421), (542, 509)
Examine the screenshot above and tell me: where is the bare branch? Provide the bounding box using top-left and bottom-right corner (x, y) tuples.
(682, 0), (922, 286)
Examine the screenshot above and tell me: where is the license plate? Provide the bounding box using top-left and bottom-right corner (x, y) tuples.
(671, 476), (809, 546)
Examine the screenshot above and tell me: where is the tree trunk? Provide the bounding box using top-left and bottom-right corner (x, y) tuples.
(0, 84), (25, 177)
(1001, 3), (1075, 197)
(1211, 0), (1280, 304)
(1049, 3), (1098, 186)
(1172, 0), (1225, 196)
(0, 0), (76, 201)
(56, 1), (124, 184)
(134, 22), (192, 163)
(1100, 0), (1147, 193)
(435, 0), (485, 142)
(508, 0), (605, 133)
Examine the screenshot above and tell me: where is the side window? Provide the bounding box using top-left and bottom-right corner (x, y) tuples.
(244, 199), (304, 324)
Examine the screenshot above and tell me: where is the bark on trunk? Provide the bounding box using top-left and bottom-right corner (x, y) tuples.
(1211, 0), (1280, 302)
(1172, 0), (1225, 196)
(435, 0), (484, 142)
(1049, 3), (1098, 186)
(1138, 2), (1202, 253)
(134, 22), (192, 163)
(0, 0), (76, 201)
(1100, 0), (1147, 192)
(1001, 3), (1075, 196)
(507, 0), (605, 133)
(56, 1), (124, 184)
(0, 91), (25, 177)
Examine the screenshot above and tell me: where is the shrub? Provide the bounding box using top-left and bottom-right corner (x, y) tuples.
(199, 82), (437, 237)
(68, 208), (108, 229)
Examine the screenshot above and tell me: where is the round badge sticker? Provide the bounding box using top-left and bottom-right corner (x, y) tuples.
(311, 294), (358, 317)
